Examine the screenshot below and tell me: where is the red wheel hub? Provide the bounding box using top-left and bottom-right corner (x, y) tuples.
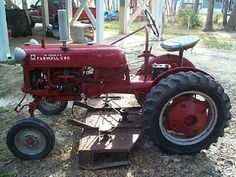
(24, 135), (38, 146)
(165, 96), (209, 137)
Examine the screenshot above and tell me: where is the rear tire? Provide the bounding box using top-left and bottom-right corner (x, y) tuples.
(143, 71), (231, 154)
(7, 118), (55, 160)
(38, 97), (68, 115)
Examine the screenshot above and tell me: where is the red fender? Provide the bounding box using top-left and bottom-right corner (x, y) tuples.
(152, 67), (212, 87)
(138, 54), (195, 75)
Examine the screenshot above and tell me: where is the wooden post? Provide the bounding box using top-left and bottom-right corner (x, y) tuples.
(41, 0), (49, 35)
(119, 0), (130, 34)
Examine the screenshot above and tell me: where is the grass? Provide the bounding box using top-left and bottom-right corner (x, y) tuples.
(200, 35), (236, 50)
(104, 20), (236, 50)
(105, 21), (146, 35)
(0, 60), (17, 66)
(0, 79), (22, 98)
(0, 170), (8, 177)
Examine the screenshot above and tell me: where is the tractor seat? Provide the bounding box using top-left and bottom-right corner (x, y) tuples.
(160, 35), (200, 52)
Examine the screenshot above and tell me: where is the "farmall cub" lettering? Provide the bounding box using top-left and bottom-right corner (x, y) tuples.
(30, 54), (70, 61)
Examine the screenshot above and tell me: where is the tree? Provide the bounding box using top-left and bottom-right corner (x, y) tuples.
(171, 0), (178, 15)
(204, 0), (215, 31)
(223, 0), (229, 27)
(180, 0), (184, 8)
(193, 0), (200, 13)
(225, 1), (236, 31)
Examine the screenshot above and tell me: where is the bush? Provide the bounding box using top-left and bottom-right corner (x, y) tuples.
(213, 13), (222, 24)
(177, 8), (201, 28)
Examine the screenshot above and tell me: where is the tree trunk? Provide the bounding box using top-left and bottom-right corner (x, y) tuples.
(225, 1), (236, 31)
(193, 0), (200, 13)
(180, 0), (184, 8)
(171, 0), (178, 16)
(204, 0), (215, 31)
(223, 0), (228, 26)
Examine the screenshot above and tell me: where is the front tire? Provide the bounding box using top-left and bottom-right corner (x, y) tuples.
(143, 71), (231, 154)
(38, 97), (68, 115)
(7, 118), (55, 160)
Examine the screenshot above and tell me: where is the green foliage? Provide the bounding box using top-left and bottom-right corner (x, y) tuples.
(177, 8), (201, 28)
(213, 13), (222, 24)
(0, 59), (16, 65)
(0, 170), (8, 177)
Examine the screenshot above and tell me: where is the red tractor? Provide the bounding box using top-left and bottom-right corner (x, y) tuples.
(7, 11), (231, 168)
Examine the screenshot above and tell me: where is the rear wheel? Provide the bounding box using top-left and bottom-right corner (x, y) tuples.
(38, 97), (68, 115)
(143, 71), (231, 154)
(7, 118), (55, 160)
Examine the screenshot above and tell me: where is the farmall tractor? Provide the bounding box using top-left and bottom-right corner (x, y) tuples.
(7, 10), (231, 169)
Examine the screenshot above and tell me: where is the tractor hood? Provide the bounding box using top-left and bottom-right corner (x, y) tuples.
(20, 43), (127, 68)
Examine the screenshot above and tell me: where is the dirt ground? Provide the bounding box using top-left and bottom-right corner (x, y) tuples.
(0, 31), (236, 177)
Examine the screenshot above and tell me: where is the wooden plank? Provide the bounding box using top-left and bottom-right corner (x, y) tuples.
(41, 0), (49, 35)
(70, 0), (87, 25)
(119, 0), (130, 34)
(128, 0), (149, 26)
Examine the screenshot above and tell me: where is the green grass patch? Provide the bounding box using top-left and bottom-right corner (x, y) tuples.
(105, 20), (236, 50)
(0, 79), (22, 98)
(0, 170), (9, 177)
(105, 21), (146, 35)
(0, 147), (11, 162)
(0, 107), (8, 114)
(196, 170), (214, 177)
(0, 167), (19, 177)
(200, 35), (236, 50)
(0, 60), (17, 66)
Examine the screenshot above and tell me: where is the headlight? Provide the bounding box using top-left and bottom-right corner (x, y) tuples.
(14, 47), (26, 63)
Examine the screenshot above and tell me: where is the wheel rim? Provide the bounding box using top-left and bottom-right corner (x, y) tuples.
(14, 128), (46, 155)
(159, 91), (218, 146)
(40, 97), (63, 111)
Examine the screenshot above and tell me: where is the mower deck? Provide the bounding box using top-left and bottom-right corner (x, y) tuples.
(69, 95), (143, 169)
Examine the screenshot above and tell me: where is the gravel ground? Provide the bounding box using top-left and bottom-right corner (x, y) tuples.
(0, 33), (235, 177)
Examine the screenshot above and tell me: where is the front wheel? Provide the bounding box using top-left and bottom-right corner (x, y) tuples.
(38, 97), (68, 115)
(143, 71), (231, 154)
(7, 118), (55, 160)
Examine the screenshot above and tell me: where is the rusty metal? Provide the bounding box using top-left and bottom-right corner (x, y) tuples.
(110, 26), (145, 45)
(67, 119), (99, 131)
(178, 49), (184, 67)
(77, 108), (142, 169)
(69, 96), (143, 169)
(14, 93), (28, 113)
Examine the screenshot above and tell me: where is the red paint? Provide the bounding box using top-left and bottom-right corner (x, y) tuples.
(17, 25), (210, 121)
(165, 96), (209, 137)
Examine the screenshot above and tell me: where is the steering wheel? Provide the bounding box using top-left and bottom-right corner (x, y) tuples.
(145, 9), (159, 38)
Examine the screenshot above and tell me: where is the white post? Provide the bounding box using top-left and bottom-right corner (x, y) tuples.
(119, 0), (129, 34)
(151, 0), (165, 39)
(65, 0), (73, 39)
(0, 0), (11, 61)
(96, 0), (104, 43)
(41, 0), (49, 35)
